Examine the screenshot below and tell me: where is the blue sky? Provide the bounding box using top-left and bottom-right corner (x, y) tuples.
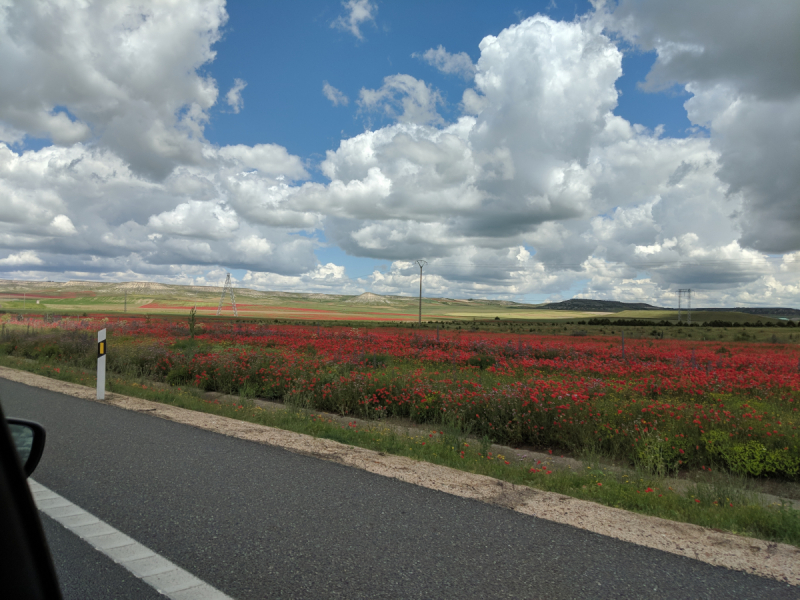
(1, 1), (798, 307)
(203, 1), (691, 166)
(200, 0), (693, 297)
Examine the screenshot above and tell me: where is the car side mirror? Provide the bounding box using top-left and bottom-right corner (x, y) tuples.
(7, 419), (46, 478)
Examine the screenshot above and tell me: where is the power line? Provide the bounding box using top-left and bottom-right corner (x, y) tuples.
(346, 256), (788, 276)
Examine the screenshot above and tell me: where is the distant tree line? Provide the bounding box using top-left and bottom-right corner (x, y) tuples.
(581, 318), (797, 328)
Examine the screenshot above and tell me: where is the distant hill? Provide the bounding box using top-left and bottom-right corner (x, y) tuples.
(112, 282), (172, 292)
(522, 299), (800, 318)
(694, 307), (800, 318)
(345, 292), (391, 305)
(524, 299), (661, 313)
(1, 279), (798, 318)
(611, 310), (784, 324)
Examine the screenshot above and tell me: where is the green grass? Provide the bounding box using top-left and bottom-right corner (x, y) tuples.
(1, 354), (798, 548)
(610, 310), (782, 324)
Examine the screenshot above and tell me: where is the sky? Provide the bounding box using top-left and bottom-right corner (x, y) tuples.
(1, 0), (799, 308)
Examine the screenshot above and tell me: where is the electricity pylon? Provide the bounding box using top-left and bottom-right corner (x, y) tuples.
(415, 260), (427, 324)
(217, 273), (238, 316)
(677, 288), (692, 324)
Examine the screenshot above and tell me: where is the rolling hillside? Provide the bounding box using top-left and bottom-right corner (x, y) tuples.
(1, 279), (797, 323)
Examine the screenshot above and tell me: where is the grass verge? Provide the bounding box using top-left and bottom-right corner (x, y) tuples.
(2, 354), (799, 548)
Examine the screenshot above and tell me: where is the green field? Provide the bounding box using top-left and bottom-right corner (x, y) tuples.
(610, 310), (780, 324)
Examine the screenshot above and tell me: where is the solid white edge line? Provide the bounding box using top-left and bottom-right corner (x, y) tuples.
(29, 479), (234, 600)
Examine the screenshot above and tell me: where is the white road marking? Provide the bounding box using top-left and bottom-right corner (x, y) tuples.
(29, 479), (234, 600)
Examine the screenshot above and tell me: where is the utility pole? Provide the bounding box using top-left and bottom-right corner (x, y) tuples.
(415, 260), (427, 324)
(124, 289), (127, 313)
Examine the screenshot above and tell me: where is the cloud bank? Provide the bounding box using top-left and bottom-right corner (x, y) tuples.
(1, 0), (799, 307)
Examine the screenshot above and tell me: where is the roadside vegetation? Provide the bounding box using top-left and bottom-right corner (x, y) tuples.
(1, 312), (799, 547)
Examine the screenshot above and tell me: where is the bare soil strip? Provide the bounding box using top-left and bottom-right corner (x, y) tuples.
(3, 366), (798, 586)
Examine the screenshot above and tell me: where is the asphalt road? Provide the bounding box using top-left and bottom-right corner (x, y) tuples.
(1, 377), (796, 599)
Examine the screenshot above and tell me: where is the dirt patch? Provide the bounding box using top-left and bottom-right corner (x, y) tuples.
(2, 365), (798, 586)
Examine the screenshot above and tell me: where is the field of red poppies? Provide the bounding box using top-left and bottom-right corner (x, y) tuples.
(3, 313), (799, 480)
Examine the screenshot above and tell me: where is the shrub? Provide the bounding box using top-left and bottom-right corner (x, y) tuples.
(364, 352), (390, 367)
(166, 365), (193, 386)
(703, 431), (800, 478)
(188, 307), (198, 339)
(467, 354), (494, 370)
(635, 432), (681, 477)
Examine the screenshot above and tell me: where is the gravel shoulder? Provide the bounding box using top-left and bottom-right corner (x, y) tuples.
(2, 365), (798, 586)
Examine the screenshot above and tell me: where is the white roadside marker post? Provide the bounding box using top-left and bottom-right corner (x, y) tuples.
(97, 328), (107, 400)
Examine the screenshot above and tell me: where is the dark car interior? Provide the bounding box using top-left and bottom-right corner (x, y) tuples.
(0, 404), (62, 599)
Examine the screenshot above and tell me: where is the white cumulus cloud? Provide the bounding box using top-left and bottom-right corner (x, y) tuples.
(601, 0), (800, 254)
(323, 82), (349, 107)
(225, 79), (247, 113)
(0, 250), (43, 266)
(0, 0), (227, 180)
(414, 45), (477, 79)
(331, 0), (376, 41)
(358, 75), (445, 126)
(1, 2), (799, 307)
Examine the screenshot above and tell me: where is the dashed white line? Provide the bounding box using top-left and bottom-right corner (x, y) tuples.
(29, 479), (234, 600)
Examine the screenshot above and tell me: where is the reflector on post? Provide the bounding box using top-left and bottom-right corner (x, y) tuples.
(97, 328), (106, 400)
